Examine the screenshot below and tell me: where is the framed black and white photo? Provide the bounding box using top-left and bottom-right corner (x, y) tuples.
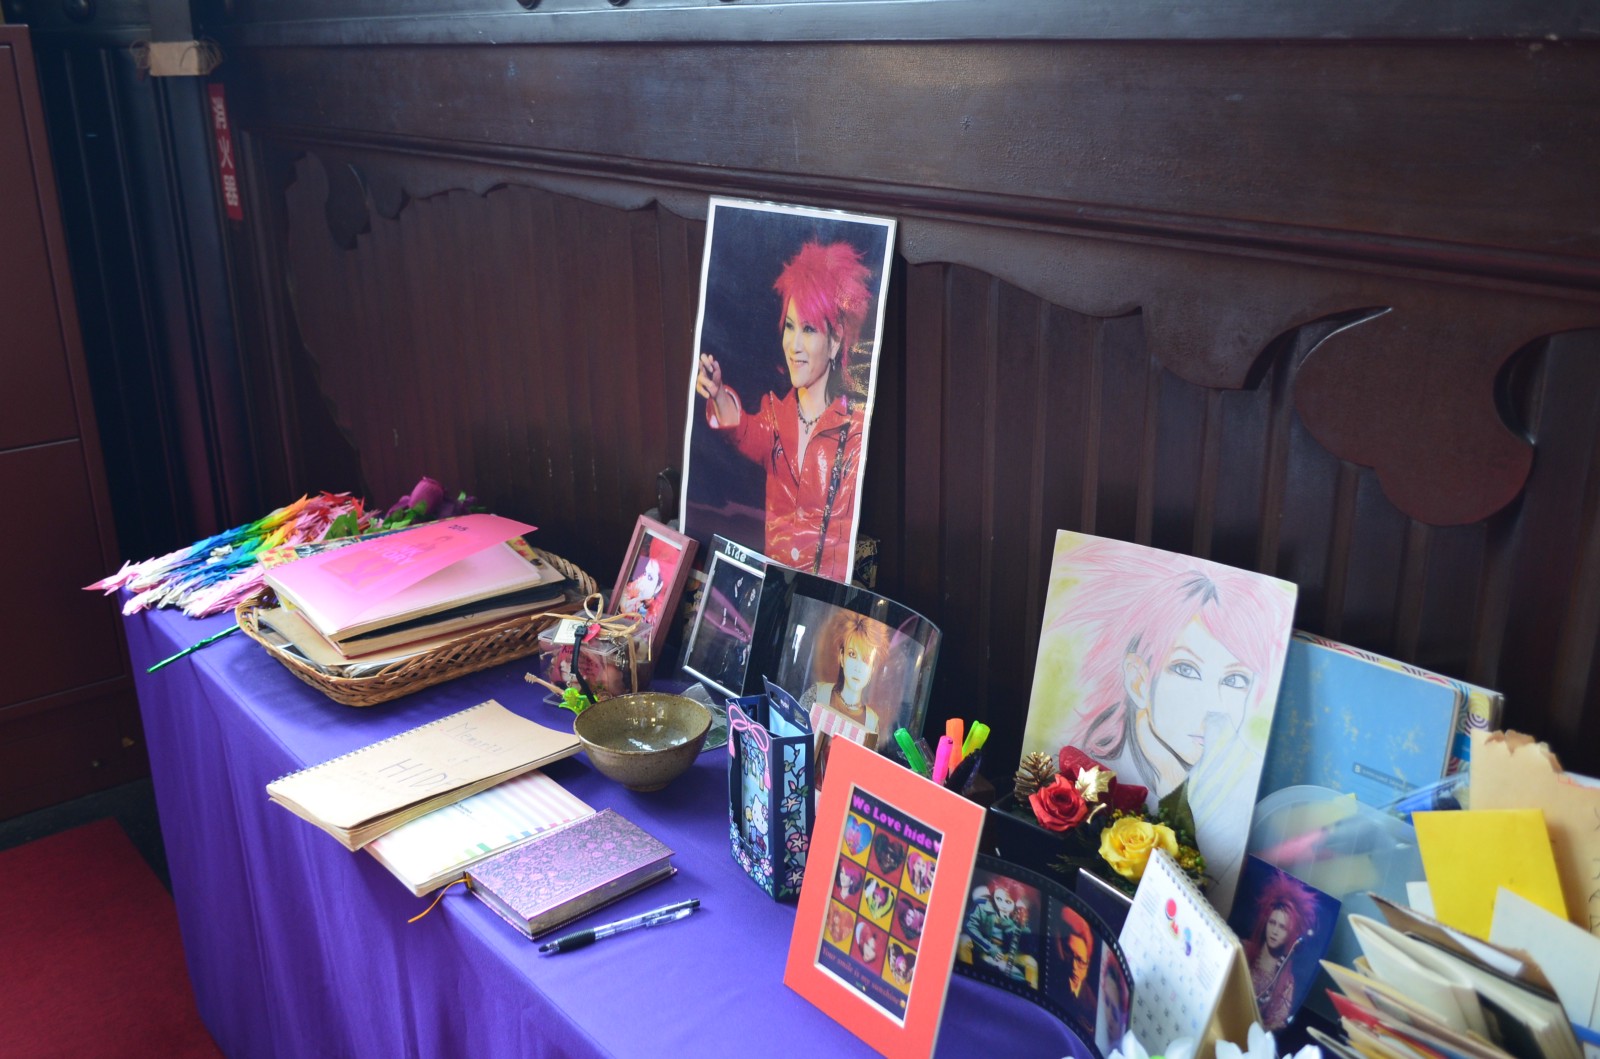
(680, 535), (776, 700)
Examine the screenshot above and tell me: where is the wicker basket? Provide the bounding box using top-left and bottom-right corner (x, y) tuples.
(236, 548), (596, 708)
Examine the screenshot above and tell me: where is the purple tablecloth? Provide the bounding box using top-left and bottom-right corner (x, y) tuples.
(127, 605), (1091, 1058)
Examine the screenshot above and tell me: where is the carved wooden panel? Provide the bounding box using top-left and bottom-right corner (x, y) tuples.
(217, 16), (1600, 775)
(270, 146), (1600, 775)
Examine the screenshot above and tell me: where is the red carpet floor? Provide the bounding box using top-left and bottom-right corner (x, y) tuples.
(0, 818), (222, 1058)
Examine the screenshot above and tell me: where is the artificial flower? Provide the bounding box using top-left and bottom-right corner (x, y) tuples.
(1108, 1030), (1197, 1059)
(1074, 764), (1113, 802)
(1029, 775), (1091, 831)
(1059, 746), (1149, 811)
(1099, 815), (1178, 881)
(1214, 1022), (1322, 1059)
(388, 475), (446, 518)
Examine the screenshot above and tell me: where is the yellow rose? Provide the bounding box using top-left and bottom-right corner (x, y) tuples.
(1098, 817), (1179, 881)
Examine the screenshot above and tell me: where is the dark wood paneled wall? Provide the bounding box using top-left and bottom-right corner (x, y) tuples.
(201, 4), (1600, 775)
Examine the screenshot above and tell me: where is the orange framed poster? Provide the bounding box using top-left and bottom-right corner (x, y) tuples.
(784, 738), (984, 1058)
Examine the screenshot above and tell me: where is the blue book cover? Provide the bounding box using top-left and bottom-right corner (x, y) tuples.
(1260, 632), (1501, 806)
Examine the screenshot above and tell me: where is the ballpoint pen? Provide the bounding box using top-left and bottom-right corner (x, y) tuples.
(537, 898), (700, 955)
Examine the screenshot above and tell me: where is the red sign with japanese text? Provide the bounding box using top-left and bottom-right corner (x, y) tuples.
(207, 83), (243, 221)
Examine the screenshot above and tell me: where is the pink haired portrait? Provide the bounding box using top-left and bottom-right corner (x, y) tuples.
(1021, 531), (1297, 913)
(687, 202), (894, 582)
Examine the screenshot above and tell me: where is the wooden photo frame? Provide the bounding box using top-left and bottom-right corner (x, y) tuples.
(785, 738), (984, 1058)
(608, 515), (697, 662)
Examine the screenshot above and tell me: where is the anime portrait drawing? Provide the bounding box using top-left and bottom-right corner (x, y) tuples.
(1020, 531), (1297, 913)
(680, 199), (895, 583)
(1226, 857), (1338, 1031)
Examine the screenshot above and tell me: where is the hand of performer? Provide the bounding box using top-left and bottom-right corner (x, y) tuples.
(695, 353), (724, 400)
(696, 353), (741, 425)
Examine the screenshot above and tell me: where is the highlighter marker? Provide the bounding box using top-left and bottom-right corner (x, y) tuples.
(945, 718), (965, 771)
(961, 721), (990, 760)
(931, 736), (954, 785)
(894, 728), (928, 776)
(912, 737), (937, 779)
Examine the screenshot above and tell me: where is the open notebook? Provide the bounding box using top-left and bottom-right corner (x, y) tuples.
(365, 770), (594, 896)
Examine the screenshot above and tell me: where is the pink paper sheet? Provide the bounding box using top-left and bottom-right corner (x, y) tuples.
(270, 513), (535, 630)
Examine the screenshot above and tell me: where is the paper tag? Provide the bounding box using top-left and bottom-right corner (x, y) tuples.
(552, 619), (583, 645)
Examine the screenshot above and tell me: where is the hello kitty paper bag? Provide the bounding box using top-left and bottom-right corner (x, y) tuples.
(727, 678), (815, 900)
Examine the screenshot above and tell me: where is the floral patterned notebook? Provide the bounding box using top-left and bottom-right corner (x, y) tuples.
(466, 809), (674, 939)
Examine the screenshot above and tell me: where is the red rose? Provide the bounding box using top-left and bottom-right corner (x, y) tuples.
(1058, 746), (1149, 813)
(1029, 775), (1090, 832)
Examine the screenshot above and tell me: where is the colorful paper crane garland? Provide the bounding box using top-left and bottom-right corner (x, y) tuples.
(86, 477), (478, 618)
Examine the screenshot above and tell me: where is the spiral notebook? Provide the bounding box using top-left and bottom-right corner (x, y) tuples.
(266, 699), (581, 850)
(1120, 849), (1258, 1059)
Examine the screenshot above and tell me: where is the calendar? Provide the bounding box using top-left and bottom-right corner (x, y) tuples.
(1119, 850), (1259, 1059)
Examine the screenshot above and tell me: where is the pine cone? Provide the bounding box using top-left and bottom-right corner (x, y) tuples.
(1012, 751), (1059, 802)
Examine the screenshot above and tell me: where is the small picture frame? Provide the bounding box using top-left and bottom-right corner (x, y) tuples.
(609, 515), (697, 662)
(785, 739), (984, 1059)
(1224, 855), (1340, 1031)
(749, 568), (940, 764)
(680, 534), (776, 700)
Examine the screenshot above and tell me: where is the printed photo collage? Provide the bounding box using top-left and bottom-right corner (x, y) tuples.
(817, 787), (941, 1023)
(955, 855), (1133, 1058)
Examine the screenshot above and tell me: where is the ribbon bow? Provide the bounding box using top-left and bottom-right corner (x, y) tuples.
(726, 702), (771, 756)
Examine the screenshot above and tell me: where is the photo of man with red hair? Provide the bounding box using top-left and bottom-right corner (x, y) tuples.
(683, 200), (895, 584)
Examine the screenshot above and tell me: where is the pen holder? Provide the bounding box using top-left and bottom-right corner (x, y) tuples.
(726, 678), (816, 901)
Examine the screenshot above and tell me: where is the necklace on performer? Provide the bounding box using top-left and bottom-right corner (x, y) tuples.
(832, 686), (864, 718)
(797, 404), (822, 430)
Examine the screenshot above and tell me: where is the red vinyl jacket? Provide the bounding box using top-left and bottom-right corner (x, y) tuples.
(708, 385), (863, 581)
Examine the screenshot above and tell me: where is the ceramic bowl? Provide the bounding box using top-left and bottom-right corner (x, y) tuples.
(573, 692), (713, 792)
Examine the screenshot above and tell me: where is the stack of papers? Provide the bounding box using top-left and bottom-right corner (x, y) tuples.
(265, 700), (581, 850)
(1316, 897), (1583, 1059)
(261, 514), (568, 662)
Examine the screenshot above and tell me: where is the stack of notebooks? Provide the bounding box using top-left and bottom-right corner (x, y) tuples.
(258, 513), (569, 671)
(1261, 631), (1505, 807)
(1318, 895), (1584, 1059)
(266, 699), (581, 850)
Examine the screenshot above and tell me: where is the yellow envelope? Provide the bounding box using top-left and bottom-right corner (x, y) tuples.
(1413, 808), (1567, 939)
(1471, 729), (1600, 938)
